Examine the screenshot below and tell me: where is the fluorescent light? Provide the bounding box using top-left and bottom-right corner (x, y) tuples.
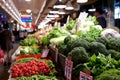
(65, 1), (74, 10)
(77, 0), (88, 3)
(59, 9), (65, 14)
(59, 11), (65, 14)
(47, 14), (59, 18)
(26, 9), (31, 13)
(65, 6), (74, 10)
(88, 9), (96, 12)
(25, 0), (31, 2)
(50, 11), (59, 14)
(53, 1), (66, 9)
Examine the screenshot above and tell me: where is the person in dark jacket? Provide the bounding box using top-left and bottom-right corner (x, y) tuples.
(94, 8), (107, 28)
(0, 21), (13, 66)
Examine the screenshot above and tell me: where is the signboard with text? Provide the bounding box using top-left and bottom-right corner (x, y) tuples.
(79, 71), (93, 80)
(64, 58), (73, 80)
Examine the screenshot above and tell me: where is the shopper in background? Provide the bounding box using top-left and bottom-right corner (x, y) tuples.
(19, 30), (24, 40)
(24, 30), (28, 39)
(0, 27), (4, 65)
(0, 47), (4, 64)
(0, 21), (13, 66)
(94, 8), (107, 28)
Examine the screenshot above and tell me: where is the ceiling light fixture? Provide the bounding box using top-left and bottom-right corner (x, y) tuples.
(26, 9), (31, 13)
(58, 9), (65, 15)
(25, 0), (31, 2)
(88, 9), (96, 12)
(47, 14), (59, 18)
(88, 5), (96, 12)
(50, 8), (59, 14)
(53, 0), (66, 9)
(65, 1), (74, 10)
(77, 0), (88, 3)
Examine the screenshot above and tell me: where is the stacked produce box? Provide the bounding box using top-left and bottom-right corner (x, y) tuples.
(9, 35), (58, 80)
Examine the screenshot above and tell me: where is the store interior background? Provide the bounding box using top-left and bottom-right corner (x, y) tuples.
(0, 0), (120, 32)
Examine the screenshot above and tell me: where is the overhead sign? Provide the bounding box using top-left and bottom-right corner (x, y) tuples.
(21, 15), (32, 22)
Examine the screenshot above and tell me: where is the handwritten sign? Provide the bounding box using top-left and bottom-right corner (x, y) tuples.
(79, 71), (93, 80)
(41, 48), (49, 58)
(64, 58), (73, 80)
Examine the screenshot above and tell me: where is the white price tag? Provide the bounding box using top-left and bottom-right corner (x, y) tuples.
(41, 49), (49, 58)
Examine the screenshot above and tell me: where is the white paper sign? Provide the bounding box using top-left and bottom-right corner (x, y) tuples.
(78, 12), (88, 24)
(41, 49), (49, 58)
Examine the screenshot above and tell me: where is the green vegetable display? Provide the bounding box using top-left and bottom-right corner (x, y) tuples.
(94, 69), (120, 80)
(42, 26), (70, 45)
(14, 75), (58, 80)
(20, 47), (42, 55)
(20, 38), (38, 46)
(85, 54), (119, 76)
(15, 58), (35, 63)
(79, 27), (102, 41)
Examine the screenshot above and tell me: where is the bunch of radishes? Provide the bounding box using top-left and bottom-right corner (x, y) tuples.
(11, 60), (50, 78)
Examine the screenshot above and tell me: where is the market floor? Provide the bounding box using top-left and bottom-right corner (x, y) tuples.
(0, 43), (19, 80)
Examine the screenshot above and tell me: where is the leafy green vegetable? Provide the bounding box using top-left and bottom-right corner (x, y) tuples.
(16, 58), (35, 63)
(14, 75), (58, 80)
(19, 38), (38, 46)
(20, 47), (42, 55)
(85, 54), (119, 76)
(78, 27), (102, 41)
(72, 64), (87, 77)
(94, 69), (120, 80)
(66, 19), (77, 30)
(86, 16), (98, 25)
(42, 26), (70, 46)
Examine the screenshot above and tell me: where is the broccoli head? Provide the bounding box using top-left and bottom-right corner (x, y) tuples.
(95, 37), (109, 46)
(57, 42), (67, 56)
(89, 42), (108, 56)
(108, 49), (120, 60)
(107, 38), (120, 52)
(68, 47), (90, 66)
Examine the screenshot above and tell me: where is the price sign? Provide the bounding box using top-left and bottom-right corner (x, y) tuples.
(79, 71), (93, 80)
(41, 47), (49, 58)
(78, 12), (88, 24)
(64, 58), (73, 80)
(55, 48), (58, 63)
